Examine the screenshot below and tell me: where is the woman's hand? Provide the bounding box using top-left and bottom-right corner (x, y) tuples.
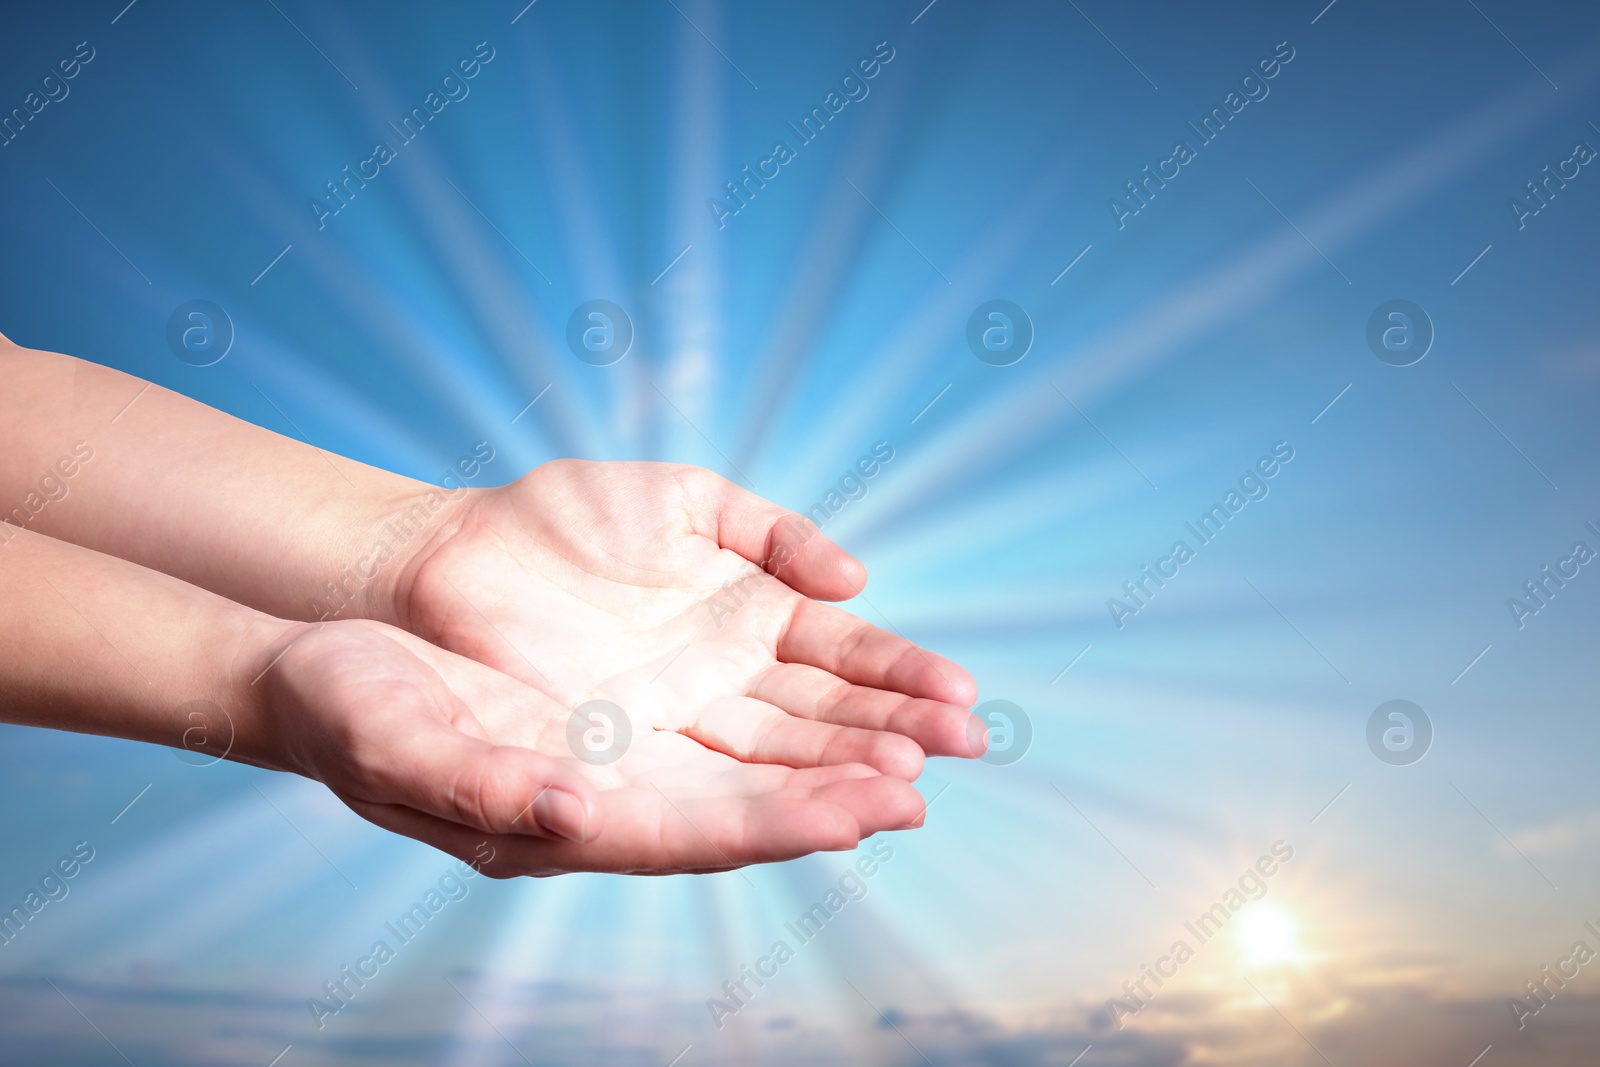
(392, 461), (987, 785)
(0, 529), (931, 877)
(0, 343), (984, 873)
(260, 619), (931, 876)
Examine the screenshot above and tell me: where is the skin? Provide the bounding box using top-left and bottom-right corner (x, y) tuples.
(0, 337), (986, 875)
(399, 460), (985, 779)
(267, 623), (939, 877)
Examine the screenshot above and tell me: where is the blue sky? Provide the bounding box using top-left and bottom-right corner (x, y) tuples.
(3, 0), (1600, 1063)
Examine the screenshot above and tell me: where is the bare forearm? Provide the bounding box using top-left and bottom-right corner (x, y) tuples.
(0, 526), (296, 765)
(0, 342), (450, 625)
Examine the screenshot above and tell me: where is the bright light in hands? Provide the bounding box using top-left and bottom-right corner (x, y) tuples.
(1236, 904), (1301, 967)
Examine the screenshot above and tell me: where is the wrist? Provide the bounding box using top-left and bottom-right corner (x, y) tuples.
(217, 614), (321, 774)
(363, 482), (486, 634)
(302, 481), (483, 631)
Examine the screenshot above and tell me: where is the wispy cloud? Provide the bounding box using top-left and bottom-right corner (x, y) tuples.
(2, 969), (1594, 1066)
(1507, 810), (1600, 856)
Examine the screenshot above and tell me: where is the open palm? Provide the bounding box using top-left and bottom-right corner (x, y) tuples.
(400, 461), (984, 789)
(266, 620), (933, 876)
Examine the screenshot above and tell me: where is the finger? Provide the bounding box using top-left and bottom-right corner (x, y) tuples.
(342, 798), (518, 875)
(682, 468), (867, 601)
(641, 760), (926, 841)
(344, 762), (928, 876)
(751, 663), (987, 759)
(806, 771), (930, 836)
(371, 718), (604, 844)
(777, 599), (979, 706)
(682, 695), (925, 780)
(346, 786), (866, 876)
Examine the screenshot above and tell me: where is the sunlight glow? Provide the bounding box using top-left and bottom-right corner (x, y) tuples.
(1236, 904), (1302, 968)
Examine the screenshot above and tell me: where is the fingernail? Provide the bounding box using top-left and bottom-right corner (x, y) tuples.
(897, 810), (927, 831)
(965, 715), (990, 758)
(531, 790), (589, 843)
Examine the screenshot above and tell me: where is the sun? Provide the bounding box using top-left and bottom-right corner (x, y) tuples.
(1236, 904), (1302, 967)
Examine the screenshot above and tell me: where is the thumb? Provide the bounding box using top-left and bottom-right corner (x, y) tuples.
(376, 719), (604, 844)
(688, 468), (867, 600)
(266, 622), (603, 845)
